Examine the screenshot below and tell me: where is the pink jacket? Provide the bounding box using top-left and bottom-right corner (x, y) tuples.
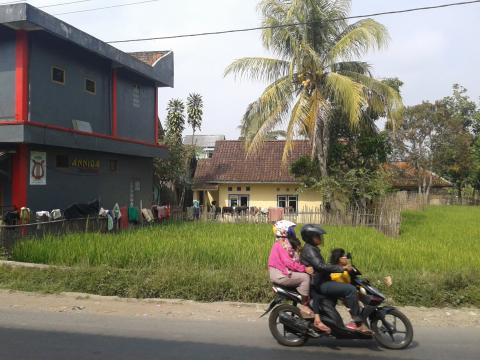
(268, 240), (306, 275)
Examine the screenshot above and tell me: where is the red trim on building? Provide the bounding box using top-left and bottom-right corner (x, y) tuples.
(0, 121), (167, 149)
(112, 69), (118, 137)
(154, 88), (159, 145)
(15, 31), (29, 122)
(11, 144), (28, 210)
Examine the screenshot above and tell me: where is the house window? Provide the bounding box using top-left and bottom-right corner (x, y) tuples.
(228, 186), (233, 192)
(229, 195), (249, 207)
(52, 67), (65, 85)
(237, 186), (241, 191)
(85, 79), (96, 94)
(278, 195), (298, 213)
(133, 85), (140, 108)
(56, 155), (69, 168)
(109, 160), (118, 172)
(246, 186), (251, 191)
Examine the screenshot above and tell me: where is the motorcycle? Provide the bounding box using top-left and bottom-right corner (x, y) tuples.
(261, 254), (414, 350)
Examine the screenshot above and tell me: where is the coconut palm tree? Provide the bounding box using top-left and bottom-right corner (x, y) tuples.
(225, 0), (402, 177)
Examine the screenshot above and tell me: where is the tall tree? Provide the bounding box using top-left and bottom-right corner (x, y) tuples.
(225, 0), (402, 177)
(187, 93), (204, 146)
(391, 102), (439, 197)
(165, 99), (186, 145)
(154, 99), (187, 205)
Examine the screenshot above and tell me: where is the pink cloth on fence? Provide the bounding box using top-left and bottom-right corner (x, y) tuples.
(268, 208), (284, 222)
(268, 240), (305, 275)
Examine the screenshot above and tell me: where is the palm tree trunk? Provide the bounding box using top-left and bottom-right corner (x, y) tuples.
(313, 107), (331, 178)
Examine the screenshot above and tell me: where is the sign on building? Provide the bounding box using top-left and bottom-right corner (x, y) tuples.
(30, 151), (47, 185)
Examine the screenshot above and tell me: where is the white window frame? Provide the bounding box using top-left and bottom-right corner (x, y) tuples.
(277, 195), (298, 213)
(228, 194), (249, 207)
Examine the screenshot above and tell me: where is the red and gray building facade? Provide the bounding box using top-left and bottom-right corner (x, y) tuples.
(0, 3), (173, 212)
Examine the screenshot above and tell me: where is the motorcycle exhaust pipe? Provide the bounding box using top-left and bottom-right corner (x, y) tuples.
(278, 312), (311, 335)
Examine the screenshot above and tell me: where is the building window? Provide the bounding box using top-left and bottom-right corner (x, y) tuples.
(229, 195), (249, 207)
(85, 79), (96, 94)
(52, 66), (65, 85)
(228, 186), (233, 192)
(56, 155), (69, 168)
(133, 84), (140, 108)
(236, 186), (241, 191)
(109, 160), (118, 172)
(246, 186), (251, 191)
(278, 195), (298, 213)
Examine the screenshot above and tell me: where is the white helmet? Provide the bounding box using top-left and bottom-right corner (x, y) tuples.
(273, 220), (297, 239)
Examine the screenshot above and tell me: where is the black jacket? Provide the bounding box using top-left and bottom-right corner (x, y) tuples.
(300, 243), (343, 287)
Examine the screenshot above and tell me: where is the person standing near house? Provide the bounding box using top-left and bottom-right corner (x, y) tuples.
(193, 200), (200, 220)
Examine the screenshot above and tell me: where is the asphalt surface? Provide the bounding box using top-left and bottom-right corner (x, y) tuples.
(0, 308), (479, 360)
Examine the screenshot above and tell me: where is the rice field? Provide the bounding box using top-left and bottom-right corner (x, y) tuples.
(4, 206), (480, 306)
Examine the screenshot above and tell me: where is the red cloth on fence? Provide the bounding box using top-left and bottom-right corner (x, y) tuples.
(120, 207), (129, 229)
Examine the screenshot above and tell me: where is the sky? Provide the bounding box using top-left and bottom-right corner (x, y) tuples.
(18, 0), (480, 139)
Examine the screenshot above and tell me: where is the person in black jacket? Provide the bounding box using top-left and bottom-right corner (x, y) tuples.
(300, 224), (371, 334)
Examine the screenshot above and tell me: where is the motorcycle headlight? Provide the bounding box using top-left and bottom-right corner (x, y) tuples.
(359, 287), (367, 296)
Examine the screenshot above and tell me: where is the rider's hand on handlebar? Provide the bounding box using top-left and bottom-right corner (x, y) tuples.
(305, 266), (314, 275)
(343, 265), (353, 272)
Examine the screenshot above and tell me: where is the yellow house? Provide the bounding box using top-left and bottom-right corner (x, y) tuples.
(193, 140), (322, 212)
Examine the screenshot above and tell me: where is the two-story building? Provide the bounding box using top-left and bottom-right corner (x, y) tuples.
(0, 3), (173, 212)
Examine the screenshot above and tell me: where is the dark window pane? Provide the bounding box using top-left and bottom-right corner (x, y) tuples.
(240, 196), (249, 207)
(237, 186), (241, 191)
(52, 67), (65, 84)
(228, 187), (232, 191)
(85, 79), (96, 94)
(109, 160), (118, 172)
(56, 155), (69, 168)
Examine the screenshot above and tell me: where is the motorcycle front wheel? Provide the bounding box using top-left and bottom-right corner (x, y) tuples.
(371, 308), (413, 350)
(268, 304), (308, 347)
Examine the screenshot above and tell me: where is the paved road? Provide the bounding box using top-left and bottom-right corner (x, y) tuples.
(0, 308), (479, 360)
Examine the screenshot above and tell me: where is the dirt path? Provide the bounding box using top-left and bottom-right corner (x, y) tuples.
(0, 289), (478, 328)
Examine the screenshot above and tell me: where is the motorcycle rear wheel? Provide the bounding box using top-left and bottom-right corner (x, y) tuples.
(268, 304), (308, 347)
(371, 308), (413, 350)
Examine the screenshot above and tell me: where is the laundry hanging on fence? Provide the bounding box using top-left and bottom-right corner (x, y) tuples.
(20, 207), (31, 224)
(119, 207), (129, 229)
(128, 207), (140, 224)
(141, 208), (154, 223)
(3, 211), (19, 226)
(35, 211), (51, 222)
(51, 209), (62, 220)
(64, 200), (100, 220)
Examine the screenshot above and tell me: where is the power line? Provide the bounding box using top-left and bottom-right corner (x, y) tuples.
(41, 0), (94, 9)
(52, 0), (160, 15)
(105, 0), (480, 43)
(0, 0), (93, 7)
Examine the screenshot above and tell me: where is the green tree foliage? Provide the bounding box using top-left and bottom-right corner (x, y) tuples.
(391, 85), (480, 199)
(225, 0), (402, 177)
(187, 93), (204, 145)
(154, 99), (187, 191)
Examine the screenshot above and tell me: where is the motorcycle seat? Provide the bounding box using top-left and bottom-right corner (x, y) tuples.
(272, 285), (302, 301)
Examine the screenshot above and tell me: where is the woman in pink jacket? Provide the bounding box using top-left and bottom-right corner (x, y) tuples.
(268, 221), (314, 317)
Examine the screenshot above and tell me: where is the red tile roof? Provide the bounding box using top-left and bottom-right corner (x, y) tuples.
(385, 162), (452, 189)
(194, 140), (311, 184)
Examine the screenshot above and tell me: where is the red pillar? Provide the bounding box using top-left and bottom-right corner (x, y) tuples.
(15, 30), (28, 122)
(154, 88), (158, 145)
(112, 69), (118, 137)
(12, 31), (29, 209)
(11, 144), (28, 210)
